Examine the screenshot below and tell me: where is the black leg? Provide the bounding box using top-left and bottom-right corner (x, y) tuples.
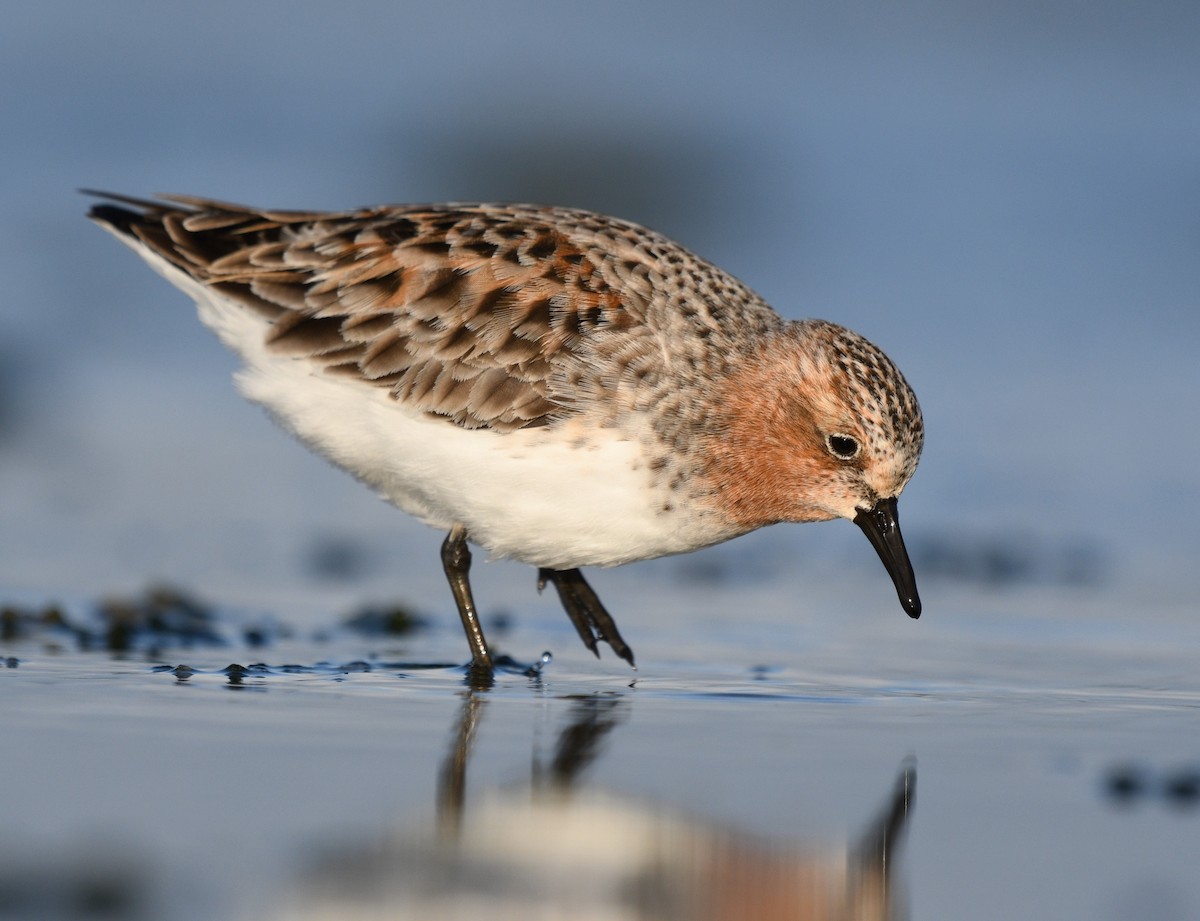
(441, 525), (493, 673)
(539, 569), (601, 658)
(537, 568), (636, 668)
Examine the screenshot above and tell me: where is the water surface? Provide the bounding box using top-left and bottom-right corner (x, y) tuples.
(3, 576), (1197, 920)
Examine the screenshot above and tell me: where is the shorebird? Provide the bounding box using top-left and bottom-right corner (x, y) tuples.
(87, 192), (924, 675)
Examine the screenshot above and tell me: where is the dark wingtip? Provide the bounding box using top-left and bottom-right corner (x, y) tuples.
(81, 189), (161, 231)
(86, 202), (142, 231)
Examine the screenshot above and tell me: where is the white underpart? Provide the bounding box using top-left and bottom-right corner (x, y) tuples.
(103, 229), (732, 569)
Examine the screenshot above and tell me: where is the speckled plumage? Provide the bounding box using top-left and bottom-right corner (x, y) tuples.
(88, 192), (924, 673)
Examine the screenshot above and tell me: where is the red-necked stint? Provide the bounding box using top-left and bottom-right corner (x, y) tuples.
(88, 192), (924, 675)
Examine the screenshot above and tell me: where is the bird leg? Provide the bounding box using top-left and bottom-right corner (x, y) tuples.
(537, 568), (636, 668)
(441, 526), (494, 673)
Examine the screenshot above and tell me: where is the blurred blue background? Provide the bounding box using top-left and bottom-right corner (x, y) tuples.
(2, 0), (1198, 613)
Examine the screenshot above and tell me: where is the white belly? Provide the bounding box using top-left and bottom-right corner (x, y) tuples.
(239, 358), (719, 568)
(125, 251), (734, 569)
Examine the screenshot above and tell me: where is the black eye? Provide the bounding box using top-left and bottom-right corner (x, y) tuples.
(826, 434), (860, 459)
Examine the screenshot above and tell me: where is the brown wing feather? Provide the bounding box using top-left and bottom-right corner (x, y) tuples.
(91, 196), (651, 433)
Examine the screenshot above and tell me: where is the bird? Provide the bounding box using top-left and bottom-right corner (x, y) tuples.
(86, 191), (924, 677)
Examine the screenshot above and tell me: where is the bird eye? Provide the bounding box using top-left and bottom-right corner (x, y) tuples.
(826, 433), (860, 459)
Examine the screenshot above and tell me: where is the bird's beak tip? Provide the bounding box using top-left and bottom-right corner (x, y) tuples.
(852, 497), (922, 620)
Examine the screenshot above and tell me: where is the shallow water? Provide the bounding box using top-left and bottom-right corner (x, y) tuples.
(3, 3), (1200, 918)
(2, 577), (1198, 921)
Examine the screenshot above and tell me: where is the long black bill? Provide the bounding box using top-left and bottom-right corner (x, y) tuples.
(853, 497), (921, 619)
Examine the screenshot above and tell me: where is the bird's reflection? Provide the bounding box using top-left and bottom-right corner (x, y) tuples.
(290, 693), (915, 920)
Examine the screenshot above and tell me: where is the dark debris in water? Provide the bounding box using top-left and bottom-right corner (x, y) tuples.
(1, 584), (294, 656)
(1164, 770), (1200, 808)
(4, 585), (540, 687)
(151, 662), (270, 684)
(1104, 764), (1147, 803)
(1, 586), (226, 654)
(96, 584), (223, 652)
(150, 652), (549, 688)
(341, 602), (429, 636)
(0, 847), (150, 920)
(1, 602), (71, 643)
(1103, 763), (1200, 811)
